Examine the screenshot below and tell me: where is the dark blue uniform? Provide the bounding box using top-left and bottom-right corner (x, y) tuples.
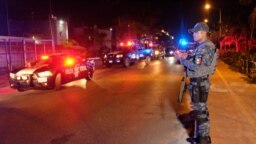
(181, 39), (218, 143)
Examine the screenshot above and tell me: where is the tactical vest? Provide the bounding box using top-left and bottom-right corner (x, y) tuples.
(186, 40), (218, 78)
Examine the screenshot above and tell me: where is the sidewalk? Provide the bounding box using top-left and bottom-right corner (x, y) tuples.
(208, 60), (256, 144)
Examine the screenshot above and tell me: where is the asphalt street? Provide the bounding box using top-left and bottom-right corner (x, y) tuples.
(0, 58), (255, 144)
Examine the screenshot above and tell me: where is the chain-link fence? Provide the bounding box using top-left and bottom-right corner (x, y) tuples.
(0, 36), (53, 73)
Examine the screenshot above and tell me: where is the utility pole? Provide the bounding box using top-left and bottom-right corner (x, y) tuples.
(5, 0), (10, 36)
(49, 0), (55, 53)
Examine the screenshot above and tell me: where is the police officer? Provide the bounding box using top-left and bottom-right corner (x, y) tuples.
(175, 22), (218, 144)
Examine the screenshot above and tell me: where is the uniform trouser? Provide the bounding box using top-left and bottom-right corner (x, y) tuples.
(189, 79), (210, 138)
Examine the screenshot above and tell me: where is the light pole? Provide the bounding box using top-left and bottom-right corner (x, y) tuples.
(49, 14), (56, 53)
(204, 3), (222, 38)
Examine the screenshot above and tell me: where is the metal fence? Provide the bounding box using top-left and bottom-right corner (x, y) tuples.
(221, 51), (256, 81)
(244, 60), (256, 80)
(0, 36), (53, 73)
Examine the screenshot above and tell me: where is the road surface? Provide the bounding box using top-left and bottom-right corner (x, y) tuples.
(0, 58), (256, 144)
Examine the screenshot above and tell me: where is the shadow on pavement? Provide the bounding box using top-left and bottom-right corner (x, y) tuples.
(241, 76), (256, 84)
(50, 133), (75, 144)
(0, 107), (58, 144)
(177, 112), (195, 138)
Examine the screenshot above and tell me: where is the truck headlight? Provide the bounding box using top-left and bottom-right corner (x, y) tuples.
(37, 71), (53, 77)
(154, 50), (160, 55)
(9, 73), (15, 79)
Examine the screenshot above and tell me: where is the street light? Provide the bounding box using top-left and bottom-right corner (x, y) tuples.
(204, 18), (208, 23)
(204, 4), (211, 10)
(204, 3), (222, 38)
(59, 20), (64, 25)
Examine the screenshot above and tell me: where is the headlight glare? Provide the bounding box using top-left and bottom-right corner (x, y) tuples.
(37, 71), (52, 77)
(131, 54), (136, 59)
(9, 73), (15, 79)
(21, 76), (28, 80)
(116, 54), (123, 58)
(154, 50), (160, 55)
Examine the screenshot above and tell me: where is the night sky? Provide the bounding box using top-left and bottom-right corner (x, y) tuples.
(5, 0), (255, 37)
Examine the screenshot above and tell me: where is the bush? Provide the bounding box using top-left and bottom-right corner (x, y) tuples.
(222, 52), (239, 65)
(221, 52), (256, 83)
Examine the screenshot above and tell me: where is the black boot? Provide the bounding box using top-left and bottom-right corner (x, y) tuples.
(186, 137), (199, 143)
(186, 136), (211, 144)
(199, 136), (211, 144)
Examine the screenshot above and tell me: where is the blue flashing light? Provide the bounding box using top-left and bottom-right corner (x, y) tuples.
(145, 49), (152, 54)
(179, 38), (188, 46)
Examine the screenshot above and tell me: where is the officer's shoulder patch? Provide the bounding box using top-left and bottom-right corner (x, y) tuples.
(194, 54), (203, 65)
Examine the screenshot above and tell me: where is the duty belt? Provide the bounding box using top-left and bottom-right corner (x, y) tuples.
(190, 76), (209, 82)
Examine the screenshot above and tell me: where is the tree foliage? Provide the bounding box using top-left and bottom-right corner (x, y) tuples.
(239, 0), (254, 5)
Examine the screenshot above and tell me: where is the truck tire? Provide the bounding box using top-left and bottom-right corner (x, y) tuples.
(17, 88), (25, 92)
(86, 70), (93, 80)
(145, 56), (151, 65)
(124, 58), (130, 68)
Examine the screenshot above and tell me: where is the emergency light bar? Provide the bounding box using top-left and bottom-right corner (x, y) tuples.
(41, 55), (49, 60)
(64, 57), (75, 67)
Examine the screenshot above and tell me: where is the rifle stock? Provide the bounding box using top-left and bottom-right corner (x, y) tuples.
(176, 72), (187, 116)
(177, 72), (186, 103)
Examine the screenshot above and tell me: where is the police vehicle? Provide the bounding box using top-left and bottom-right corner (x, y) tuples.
(103, 40), (153, 67)
(9, 53), (95, 92)
(165, 45), (176, 57)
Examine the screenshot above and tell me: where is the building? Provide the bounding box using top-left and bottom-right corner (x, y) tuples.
(71, 25), (113, 56)
(8, 19), (68, 46)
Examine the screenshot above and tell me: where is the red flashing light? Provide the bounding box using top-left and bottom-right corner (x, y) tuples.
(41, 55), (49, 60)
(64, 57), (75, 67)
(120, 40), (134, 47)
(127, 41), (133, 46)
(149, 43), (153, 47)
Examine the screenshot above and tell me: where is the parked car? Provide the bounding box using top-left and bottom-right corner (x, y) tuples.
(9, 53), (95, 91)
(152, 46), (165, 59)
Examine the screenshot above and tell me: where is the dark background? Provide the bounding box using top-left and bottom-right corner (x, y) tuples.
(1, 0), (256, 37)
